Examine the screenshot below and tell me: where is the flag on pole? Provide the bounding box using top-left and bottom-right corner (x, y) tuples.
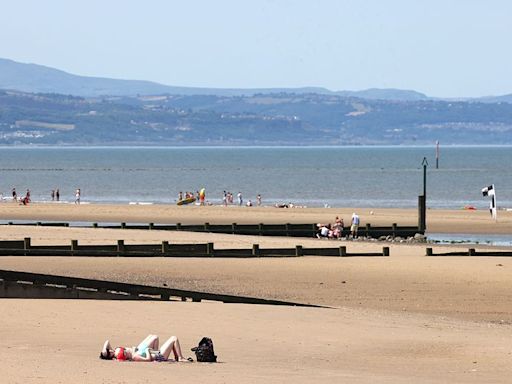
(482, 184), (497, 220)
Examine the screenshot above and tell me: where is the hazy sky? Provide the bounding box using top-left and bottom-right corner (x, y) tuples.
(1, 0), (510, 97)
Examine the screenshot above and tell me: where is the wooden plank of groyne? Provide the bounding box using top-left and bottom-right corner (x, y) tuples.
(0, 240), (25, 249)
(0, 269), (323, 307)
(426, 247), (512, 257)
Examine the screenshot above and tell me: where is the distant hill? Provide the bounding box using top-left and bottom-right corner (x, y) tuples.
(0, 57), (428, 100)
(0, 58), (331, 97)
(1, 89), (512, 146)
(336, 88), (428, 101)
(477, 94), (512, 104)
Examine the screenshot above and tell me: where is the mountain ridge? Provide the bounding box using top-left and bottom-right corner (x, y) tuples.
(0, 57), (430, 100)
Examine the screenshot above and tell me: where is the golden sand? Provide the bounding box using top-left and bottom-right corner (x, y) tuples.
(0, 203), (511, 383)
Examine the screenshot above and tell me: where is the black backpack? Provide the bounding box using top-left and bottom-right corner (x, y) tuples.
(191, 337), (217, 362)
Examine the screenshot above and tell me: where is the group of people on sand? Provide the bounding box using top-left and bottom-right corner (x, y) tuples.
(10, 188), (31, 205)
(100, 334), (194, 362)
(178, 189), (207, 205)
(178, 191), (195, 201)
(222, 191), (261, 207)
(7, 187), (78, 205)
(274, 202), (302, 208)
(316, 213), (360, 239)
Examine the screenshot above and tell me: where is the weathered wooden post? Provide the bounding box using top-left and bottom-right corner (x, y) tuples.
(176, 222), (182, 231)
(339, 246), (347, 257)
(117, 240), (125, 256)
(121, 222), (126, 229)
(92, 222), (98, 228)
(161, 241), (169, 254)
(392, 223), (397, 238)
(426, 247), (433, 256)
(252, 244), (260, 257)
(71, 240), (78, 256)
(204, 222), (210, 232)
(366, 223), (371, 238)
(286, 223), (291, 236)
(259, 223), (264, 236)
(23, 237), (31, 256)
(295, 245), (303, 257)
(383, 247), (390, 256)
(232, 223), (237, 234)
(149, 222), (154, 230)
(469, 248), (476, 256)
(207, 242), (214, 257)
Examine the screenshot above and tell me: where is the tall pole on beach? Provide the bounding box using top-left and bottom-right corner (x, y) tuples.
(422, 157), (428, 198)
(418, 157), (428, 233)
(435, 141), (439, 169)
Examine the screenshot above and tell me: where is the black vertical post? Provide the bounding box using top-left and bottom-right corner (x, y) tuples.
(419, 157), (428, 233)
(423, 157), (427, 198)
(435, 141), (439, 169)
(418, 195), (426, 233)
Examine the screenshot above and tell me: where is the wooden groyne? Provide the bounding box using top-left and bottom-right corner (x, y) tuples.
(0, 269), (323, 306)
(0, 238), (390, 258)
(3, 221), (423, 238)
(426, 247), (512, 257)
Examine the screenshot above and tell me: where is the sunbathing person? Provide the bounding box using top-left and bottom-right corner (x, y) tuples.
(100, 334), (192, 362)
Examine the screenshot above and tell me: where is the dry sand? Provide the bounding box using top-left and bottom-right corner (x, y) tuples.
(0, 204), (511, 383)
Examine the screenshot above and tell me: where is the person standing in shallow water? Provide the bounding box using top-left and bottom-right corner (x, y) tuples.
(12, 188), (17, 202)
(56, 189), (60, 201)
(75, 188), (81, 204)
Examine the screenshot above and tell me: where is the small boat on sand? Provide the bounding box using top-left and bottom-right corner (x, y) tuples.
(177, 197), (196, 206)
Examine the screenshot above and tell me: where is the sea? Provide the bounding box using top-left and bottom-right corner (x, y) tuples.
(0, 146), (511, 209)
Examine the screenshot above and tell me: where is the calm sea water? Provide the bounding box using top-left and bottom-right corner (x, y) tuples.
(0, 146), (510, 209)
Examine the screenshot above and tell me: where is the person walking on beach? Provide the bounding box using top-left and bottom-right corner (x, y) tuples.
(75, 188), (81, 204)
(12, 188), (17, 202)
(350, 213), (360, 239)
(56, 188), (60, 201)
(237, 192), (243, 206)
(51, 190), (55, 201)
(257, 194), (262, 206)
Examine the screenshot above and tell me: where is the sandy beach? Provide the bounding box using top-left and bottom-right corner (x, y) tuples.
(0, 203), (511, 383)
(0, 201), (511, 233)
